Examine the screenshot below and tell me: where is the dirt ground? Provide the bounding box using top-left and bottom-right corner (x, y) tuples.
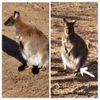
(51, 3), (98, 98)
(2, 3), (49, 98)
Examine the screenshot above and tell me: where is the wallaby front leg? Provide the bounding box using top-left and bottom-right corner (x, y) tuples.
(61, 52), (67, 70)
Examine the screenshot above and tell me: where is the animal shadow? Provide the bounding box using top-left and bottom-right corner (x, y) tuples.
(18, 64), (26, 72)
(75, 61), (98, 82)
(2, 34), (26, 71)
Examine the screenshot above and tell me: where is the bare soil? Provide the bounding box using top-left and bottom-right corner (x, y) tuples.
(51, 2), (98, 98)
(2, 3), (49, 98)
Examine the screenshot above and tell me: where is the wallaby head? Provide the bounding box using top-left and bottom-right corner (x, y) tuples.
(63, 18), (76, 35)
(4, 11), (20, 26)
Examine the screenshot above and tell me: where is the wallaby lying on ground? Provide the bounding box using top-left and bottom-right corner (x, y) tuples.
(61, 18), (88, 72)
(4, 11), (49, 74)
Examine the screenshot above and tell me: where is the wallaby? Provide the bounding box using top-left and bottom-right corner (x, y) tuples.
(4, 11), (49, 73)
(61, 18), (88, 72)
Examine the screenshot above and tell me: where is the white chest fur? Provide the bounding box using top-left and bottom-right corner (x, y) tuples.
(21, 42), (42, 66)
(16, 31), (22, 44)
(61, 47), (80, 70)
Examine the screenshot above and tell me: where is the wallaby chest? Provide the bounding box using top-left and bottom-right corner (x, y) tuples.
(16, 29), (22, 42)
(62, 36), (73, 56)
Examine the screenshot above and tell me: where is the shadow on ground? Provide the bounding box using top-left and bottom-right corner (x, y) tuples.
(2, 34), (41, 74)
(51, 61), (98, 83)
(2, 34), (27, 72)
(2, 34), (25, 63)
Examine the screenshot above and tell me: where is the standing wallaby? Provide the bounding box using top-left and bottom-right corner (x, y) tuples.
(4, 11), (49, 74)
(61, 18), (88, 72)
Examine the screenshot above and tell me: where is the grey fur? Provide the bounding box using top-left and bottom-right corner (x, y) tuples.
(61, 18), (88, 72)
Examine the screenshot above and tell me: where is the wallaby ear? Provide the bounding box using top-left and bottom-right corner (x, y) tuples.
(63, 18), (66, 22)
(72, 19), (77, 24)
(14, 11), (20, 20)
(66, 19), (77, 25)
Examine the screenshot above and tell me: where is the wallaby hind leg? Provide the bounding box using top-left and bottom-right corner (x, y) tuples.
(21, 51), (31, 68)
(26, 61), (33, 68)
(38, 53), (48, 71)
(75, 57), (87, 72)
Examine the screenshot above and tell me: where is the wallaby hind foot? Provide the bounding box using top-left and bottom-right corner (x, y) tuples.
(32, 66), (41, 74)
(40, 67), (47, 71)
